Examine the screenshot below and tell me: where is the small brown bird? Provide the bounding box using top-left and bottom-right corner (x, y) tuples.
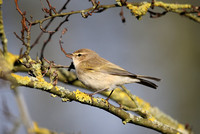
(61, 47), (160, 99)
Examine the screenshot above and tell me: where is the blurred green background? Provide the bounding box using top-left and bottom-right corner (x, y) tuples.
(0, 0), (200, 134)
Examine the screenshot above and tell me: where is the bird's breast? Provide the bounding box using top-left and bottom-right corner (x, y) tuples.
(76, 69), (110, 90)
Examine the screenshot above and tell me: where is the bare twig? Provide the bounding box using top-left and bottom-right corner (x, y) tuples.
(151, 0), (155, 9)
(59, 28), (68, 47)
(45, 0), (57, 15)
(59, 28), (71, 59)
(90, 0), (97, 6)
(39, 22), (55, 33)
(31, 0), (71, 49)
(40, 15), (70, 59)
(43, 57), (69, 69)
(14, 0), (30, 32)
(119, 7), (126, 23)
(82, 1), (100, 18)
(13, 32), (26, 46)
(148, 10), (168, 18)
(14, 0), (32, 57)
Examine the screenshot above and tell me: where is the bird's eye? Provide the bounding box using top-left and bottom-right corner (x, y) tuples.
(77, 54), (82, 57)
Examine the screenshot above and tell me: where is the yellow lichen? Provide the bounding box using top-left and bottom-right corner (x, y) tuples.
(148, 116), (156, 122)
(5, 52), (19, 70)
(31, 75), (53, 90)
(11, 73), (31, 85)
(36, 76), (45, 82)
(135, 96), (151, 111)
(177, 124), (188, 134)
(62, 98), (70, 102)
(34, 80), (53, 90)
(127, 2), (151, 19)
(29, 122), (51, 134)
(117, 90), (129, 100)
(32, 63), (43, 76)
(154, 1), (191, 11)
(11, 73), (53, 90)
(116, 0), (122, 6)
(122, 118), (131, 125)
(73, 89), (92, 103)
(55, 86), (60, 91)
(178, 124), (185, 130)
(51, 94), (57, 98)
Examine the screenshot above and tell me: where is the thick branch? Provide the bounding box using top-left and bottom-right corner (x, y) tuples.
(0, 72), (182, 134)
(0, 52), (192, 134)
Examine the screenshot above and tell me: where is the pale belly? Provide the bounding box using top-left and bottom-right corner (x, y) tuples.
(76, 71), (139, 91)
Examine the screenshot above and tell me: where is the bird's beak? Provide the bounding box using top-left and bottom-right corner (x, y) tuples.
(65, 53), (73, 59)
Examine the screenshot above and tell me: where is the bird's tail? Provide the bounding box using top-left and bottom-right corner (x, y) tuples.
(136, 75), (161, 89)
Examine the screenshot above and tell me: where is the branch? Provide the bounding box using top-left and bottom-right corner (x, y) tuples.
(0, 1), (8, 54)
(0, 52), (192, 134)
(30, 1), (200, 26)
(31, 4), (118, 26)
(1, 72), (182, 134)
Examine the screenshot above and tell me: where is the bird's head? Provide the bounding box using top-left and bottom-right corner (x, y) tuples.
(66, 49), (99, 67)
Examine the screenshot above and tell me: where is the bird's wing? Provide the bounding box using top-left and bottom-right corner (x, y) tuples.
(99, 63), (160, 89)
(83, 57), (160, 82)
(98, 61), (160, 82)
(99, 62), (138, 78)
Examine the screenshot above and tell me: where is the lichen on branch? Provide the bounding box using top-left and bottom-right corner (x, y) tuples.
(0, 69), (184, 134)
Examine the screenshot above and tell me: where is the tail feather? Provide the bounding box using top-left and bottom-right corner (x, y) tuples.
(137, 75), (161, 82)
(137, 78), (159, 89)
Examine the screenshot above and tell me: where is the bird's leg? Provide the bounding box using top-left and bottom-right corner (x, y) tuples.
(88, 88), (109, 104)
(106, 90), (114, 101)
(89, 88), (108, 96)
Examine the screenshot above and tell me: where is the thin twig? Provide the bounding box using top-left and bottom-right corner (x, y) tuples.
(46, 0), (57, 14)
(40, 15), (70, 59)
(31, 0), (71, 49)
(43, 57), (69, 68)
(148, 10), (168, 18)
(119, 7), (126, 23)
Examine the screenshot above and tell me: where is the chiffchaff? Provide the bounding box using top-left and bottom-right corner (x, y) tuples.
(60, 47), (160, 99)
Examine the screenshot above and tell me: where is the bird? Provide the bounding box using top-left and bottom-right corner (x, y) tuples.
(60, 46), (160, 100)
